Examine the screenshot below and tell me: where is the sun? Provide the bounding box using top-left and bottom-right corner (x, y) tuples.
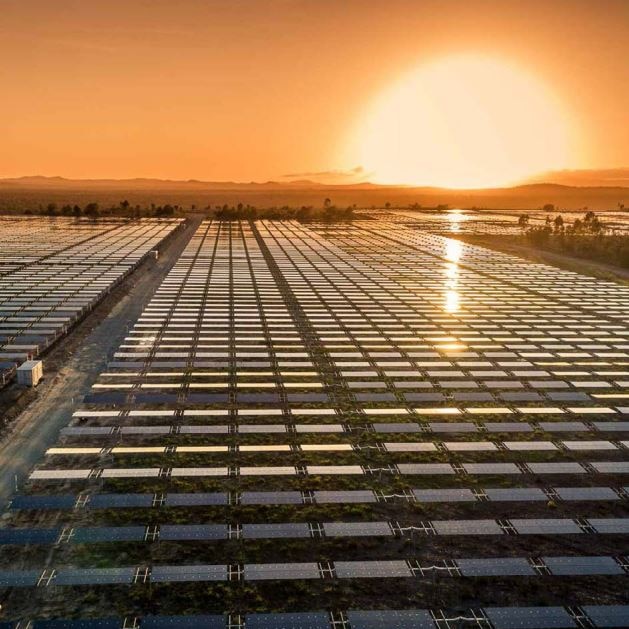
(345, 55), (579, 189)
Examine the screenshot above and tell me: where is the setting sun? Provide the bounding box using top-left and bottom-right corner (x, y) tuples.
(347, 55), (579, 189)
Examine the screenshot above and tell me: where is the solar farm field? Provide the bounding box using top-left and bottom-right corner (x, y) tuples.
(0, 217), (183, 385)
(0, 219), (628, 628)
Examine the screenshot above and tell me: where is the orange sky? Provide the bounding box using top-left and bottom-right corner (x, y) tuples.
(2, 0), (627, 185)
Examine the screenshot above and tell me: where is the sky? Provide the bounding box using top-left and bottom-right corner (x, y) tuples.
(1, 0), (628, 186)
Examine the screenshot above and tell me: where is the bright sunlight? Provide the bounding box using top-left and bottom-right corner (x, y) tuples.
(347, 55), (578, 188)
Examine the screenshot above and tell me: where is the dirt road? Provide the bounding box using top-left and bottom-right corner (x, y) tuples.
(0, 217), (199, 503)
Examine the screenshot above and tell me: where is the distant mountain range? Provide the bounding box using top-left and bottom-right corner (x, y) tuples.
(0, 170), (626, 211)
(0, 168), (627, 191)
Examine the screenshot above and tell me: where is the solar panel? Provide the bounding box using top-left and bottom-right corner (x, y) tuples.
(32, 619), (123, 629)
(484, 422), (534, 433)
(159, 525), (228, 541)
(346, 610), (435, 629)
(54, 567), (136, 585)
(591, 462), (629, 474)
(241, 491), (303, 505)
(140, 615), (225, 629)
(179, 425), (229, 434)
(555, 487), (619, 501)
(244, 562), (320, 581)
(510, 519), (582, 535)
(0, 528), (60, 544)
(412, 488), (475, 502)
(398, 464), (454, 475)
(307, 465), (363, 475)
(0, 569), (41, 586)
(587, 518), (629, 534)
(538, 422), (587, 432)
(334, 560), (411, 578)
(583, 605), (629, 628)
(462, 463), (521, 474)
(242, 523), (310, 539)
(484, 606), (576, 628)
(10, 495), (76, 510)
(88, 494), (153, 509)
(372, 423), (422, 433)
(456, 557), (535, 576)
(71, 527), (146, 543)
(432, 520), (502, 535)
(527, 463), (585, 474)
(593, 422), (629, 432)
(314, 491), (376, 504)
(485, 488), (547, 502)
(164, 493), (228, 506)
(150, 565), (227, 582)
(245, 612), (330, 629)
(429, 422), (478, 433)
(323, 522), (391, 537)
(543, 556), (622, 575)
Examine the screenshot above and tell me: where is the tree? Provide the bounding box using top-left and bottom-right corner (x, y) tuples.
(542, 203), (555, 213)
(518, 214), (529, 229)
(84, 203), (100, 220)
(553, 215), (564, 232)
(120, 199), (130, 210)
(323, 198), (332, 209)
(46, 203), (57, 216)
(73, 205), (82, 218)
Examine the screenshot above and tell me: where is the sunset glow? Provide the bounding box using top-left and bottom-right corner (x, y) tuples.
(348, 56), (577, 188)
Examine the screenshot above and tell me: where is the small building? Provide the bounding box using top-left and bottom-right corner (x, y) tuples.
(17, 360), (43, 387)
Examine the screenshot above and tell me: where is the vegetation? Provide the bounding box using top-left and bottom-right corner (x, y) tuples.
(518, 211), (629, 268)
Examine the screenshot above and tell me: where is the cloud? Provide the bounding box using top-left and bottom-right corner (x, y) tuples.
(282, 166), (368, 181)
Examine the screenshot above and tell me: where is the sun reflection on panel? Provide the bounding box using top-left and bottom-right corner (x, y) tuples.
(444, 289), (460, 313)
(442, 238), (463, 313)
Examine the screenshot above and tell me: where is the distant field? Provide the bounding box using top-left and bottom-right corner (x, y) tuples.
(0, 180), (627, 211)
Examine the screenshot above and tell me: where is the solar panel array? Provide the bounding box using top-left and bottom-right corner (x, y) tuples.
(0, 217), (182, 382)
(0, 218), (627, 625)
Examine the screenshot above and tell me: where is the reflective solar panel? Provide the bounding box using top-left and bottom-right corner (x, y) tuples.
(555, 487), (619, 501)
(314, 490), (376, 504)
(543, 555), (622, 575)
(241, 491), (303, 505)
(242, 523), (310, 539)
(346, 609), (435, 629)
(510, 519), (582, 535)
(244, 562), (320, 581)
(32, 620), (123, 629)
(412, 488), (475, 502)
(334, 560), (411, 578)
(71, 527), (146, 543)
(159, 525), (228, 541)
(0, 569), (40, 586)
(456, 557), (535, 576)
(245, 612), (330, 629)
(485, 488), (547, 502)
(150, 565), (227, 582)
(10, 495), (76, 510)
(0, 528), (59, 544)
(432, 520), (502, 535)
(323, 522), (391, 537)
(140, 615), (225, 629)
(587, 518), (629, 534)
(484, 606), (576, 628)
(583, 605), (629, 628)
(527, 463), (585, 474)
(88, 494), (153, 509)
(164, 493), (228, 507)
(54, 567), (135, 585)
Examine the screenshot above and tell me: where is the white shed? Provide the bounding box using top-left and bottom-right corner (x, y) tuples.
(17, 360), (44, 387)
